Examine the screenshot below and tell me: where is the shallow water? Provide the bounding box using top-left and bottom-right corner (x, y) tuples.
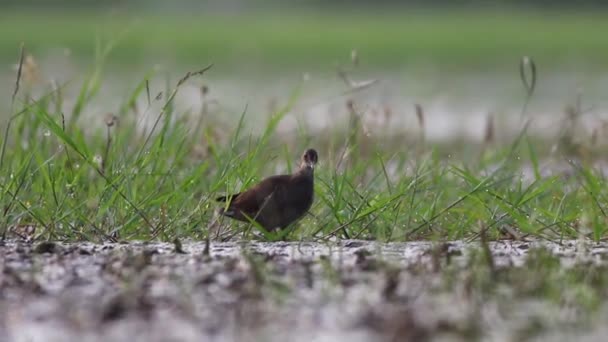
(2, 63), (608, 144)
(1, 239), (608, 342)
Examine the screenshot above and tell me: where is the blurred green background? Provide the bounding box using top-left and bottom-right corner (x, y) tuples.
(1, 0), (607, 72)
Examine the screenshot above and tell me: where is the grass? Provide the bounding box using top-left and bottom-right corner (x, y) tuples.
(2, 12), (608, 338)
(1, 9), (608, 71)
(1, 44), (607, 244)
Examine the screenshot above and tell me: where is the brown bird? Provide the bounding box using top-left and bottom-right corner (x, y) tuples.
(216, 149), (318, 231)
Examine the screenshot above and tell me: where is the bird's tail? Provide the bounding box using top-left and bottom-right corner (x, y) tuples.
(217, 193), (239, 217)
(216, 193), (240, 202)
(217, 206), (236, 217)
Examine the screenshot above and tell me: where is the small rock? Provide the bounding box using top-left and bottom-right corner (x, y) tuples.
(33, 241), (62, 254)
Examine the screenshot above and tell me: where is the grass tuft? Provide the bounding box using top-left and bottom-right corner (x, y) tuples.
(1, 46), (608, 244)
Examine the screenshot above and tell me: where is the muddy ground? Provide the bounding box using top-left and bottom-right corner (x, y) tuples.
(1, 239), (608, 342)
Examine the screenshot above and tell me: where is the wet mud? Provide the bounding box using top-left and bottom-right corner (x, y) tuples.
(1, 239), (607, 342)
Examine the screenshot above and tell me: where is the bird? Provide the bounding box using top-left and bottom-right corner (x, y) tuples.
(216, 149), (318, 232)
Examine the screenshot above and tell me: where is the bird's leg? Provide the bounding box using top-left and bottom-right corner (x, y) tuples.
(208, 209), (223, 240)
(243, 192), (275, 237)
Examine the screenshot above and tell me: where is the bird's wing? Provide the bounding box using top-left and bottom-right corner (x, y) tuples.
(230, 175), (291, 215)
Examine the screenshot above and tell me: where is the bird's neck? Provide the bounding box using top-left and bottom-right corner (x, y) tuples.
(295, 165), (314, 178)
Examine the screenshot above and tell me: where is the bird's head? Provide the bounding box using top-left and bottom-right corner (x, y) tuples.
(300, 148), (318, 171)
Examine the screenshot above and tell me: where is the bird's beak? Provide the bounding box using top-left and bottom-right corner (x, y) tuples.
(306, 162), (315, 170)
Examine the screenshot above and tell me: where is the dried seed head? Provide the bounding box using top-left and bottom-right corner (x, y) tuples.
(351, 49), (359, 66)
(22, 54), (40, 86)
(519, 55), (537, 97)
(415, 104), (425, 129)
(104, 113), (118, 127)
(383, 105), (392, 122)
(591, 128), (598, 146)
(564, 104), (577, 119)
(346, 99), (355, 112)
(484, 114), (495, 144)
(93, 155), (103, 168)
